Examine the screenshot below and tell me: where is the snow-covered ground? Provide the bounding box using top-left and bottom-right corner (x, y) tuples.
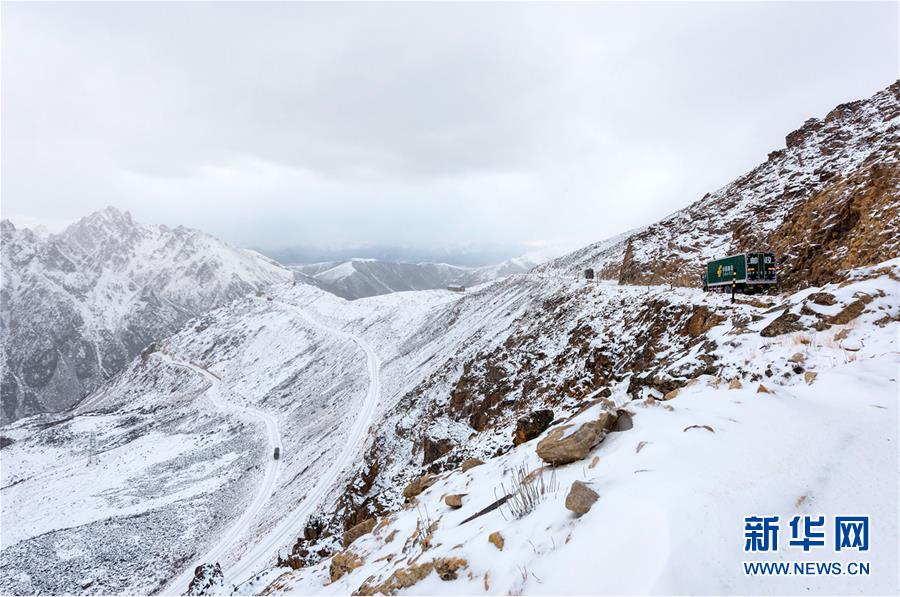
(251, 261), (900, 595)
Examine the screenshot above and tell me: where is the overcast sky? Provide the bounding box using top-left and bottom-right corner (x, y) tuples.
(2, 2), (897, 254)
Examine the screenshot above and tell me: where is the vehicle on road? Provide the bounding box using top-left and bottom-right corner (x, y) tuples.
(702, 252), (777, 293)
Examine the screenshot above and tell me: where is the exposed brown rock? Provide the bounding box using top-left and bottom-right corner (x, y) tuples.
(804, 371), (818, 385)
(422, 436), (454, 465)
(329, 550), (363, 583)
(788, 352), (807, 364)
(433, 557), (468, 581)
(444, 494), (464, 509)
(663, 388), (679, 400)
(512, 409), (554, 446)
(728, 379), (742, 390)
(828, 299), (866, 325)
(488, 531), (504, 551)
(808, 292), (837, 306)
(342, 517), (376, 548)
(565, 480), (599, 514)
(402, 474), (438, 500)
(613, 410), (633, 431)
(460, 458), (484, 472)
(356, 562), (434, 595)
(760, 311), (804, 337)
(682, 305), (726, 337)
(536, 420), (604, 465)
(757, 384), (771, 394)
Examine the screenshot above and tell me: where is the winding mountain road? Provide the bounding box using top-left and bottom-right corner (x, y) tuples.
(160, 297), (381, 594)
(223, 299), (381, 587)
(158, 353), (282, 596)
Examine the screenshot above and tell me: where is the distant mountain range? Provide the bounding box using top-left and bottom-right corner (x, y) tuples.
(292, 252), (551, 300)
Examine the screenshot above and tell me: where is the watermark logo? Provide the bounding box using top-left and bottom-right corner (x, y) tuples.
(742, 515), (870, 576)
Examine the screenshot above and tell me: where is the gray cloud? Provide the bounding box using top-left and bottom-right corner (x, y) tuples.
(2, 2), (897, 252)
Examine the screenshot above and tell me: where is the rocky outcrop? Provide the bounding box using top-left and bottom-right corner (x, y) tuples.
(186, 563), (225, 596)
(330, 550), (363, 582)
(488, 531), (504, 550)
(342, 517), (375, 548)
(681, 306), (726, 337)
(512, 409), (554, 445)
(611, 81), (900, 291)
(565, 480), (599, 514)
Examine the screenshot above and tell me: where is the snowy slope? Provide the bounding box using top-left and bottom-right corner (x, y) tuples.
(248, 260), (900, 596)
(0, 207), (295, 422)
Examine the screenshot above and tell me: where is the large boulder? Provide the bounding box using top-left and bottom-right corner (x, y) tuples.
(402, 473), (438, 500)
(536, 420), (604, 465)
(565, 480), (599, 514)
(512, 409), (554, 446)
(342, 517), (376, 548)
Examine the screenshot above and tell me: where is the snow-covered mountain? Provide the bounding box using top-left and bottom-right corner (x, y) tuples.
(292, 253), (550, 300)
(0, 207), (294, 422)
(542, 81), (899, 288)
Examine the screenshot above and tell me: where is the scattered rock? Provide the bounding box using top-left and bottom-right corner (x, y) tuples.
(828, 300), (866, 325)
(403, 474), (439, 500)
(488, 531), (504, 551)
(433, 557), (468, 581)
(565, 480), (599, 514)
(788, 352), (806, 364)
(444, 494), (464, 509)
(589, 455), (600, 469)
(357, 562), (433, 595)
(635, 441), (649, 453)
(804, 371), (818, 385)
(460, 458), (484, 472)
(536, 420), (604, 465)
(663, 388), (679, 400)
(683, 424), (715, 433)
(187, 563), (225, 596)
(808, 292), (837, 306)
(342, 517), (376, 548)
(512, 409), (555, 446)
(756, 384), (771, 394)
(612, 410), (633, 431)
(760, 311), (804, 337)
(329, 550), (363, 583)
(728, 379), (742, 390)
